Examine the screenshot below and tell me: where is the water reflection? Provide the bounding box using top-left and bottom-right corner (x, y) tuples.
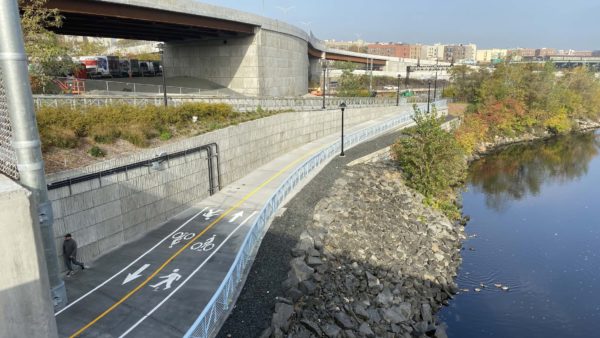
(469, 132), (600, 211)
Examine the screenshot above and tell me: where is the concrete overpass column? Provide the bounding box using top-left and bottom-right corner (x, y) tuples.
(0, 175), (58, 338)
(163, 27), (309, 97)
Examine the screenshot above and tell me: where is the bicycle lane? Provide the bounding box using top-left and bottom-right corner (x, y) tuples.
(56, 145), (315, 337)
(55, 202), (236, 337)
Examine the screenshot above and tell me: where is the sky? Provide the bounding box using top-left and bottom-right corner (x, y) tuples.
(198, 0), (599, 50)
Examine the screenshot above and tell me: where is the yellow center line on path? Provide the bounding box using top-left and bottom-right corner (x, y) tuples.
(69, 147), (321, 338)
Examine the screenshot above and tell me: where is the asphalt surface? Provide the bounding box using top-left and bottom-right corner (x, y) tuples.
(217, 129), (404, 338)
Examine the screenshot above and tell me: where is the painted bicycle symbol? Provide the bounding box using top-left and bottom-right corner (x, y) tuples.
(190, 234), (216, 252)
(169, 231), (195, 248)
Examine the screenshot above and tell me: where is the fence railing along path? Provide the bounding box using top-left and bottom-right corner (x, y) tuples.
(33, 95), (431, 112)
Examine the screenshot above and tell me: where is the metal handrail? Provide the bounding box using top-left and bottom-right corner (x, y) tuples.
(182, 101), (446, 338)
(47, 142), (221, 196)
(32, 95), (430, 112)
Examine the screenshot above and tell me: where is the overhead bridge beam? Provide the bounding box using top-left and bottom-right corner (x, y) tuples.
(43, 0), (256, 40)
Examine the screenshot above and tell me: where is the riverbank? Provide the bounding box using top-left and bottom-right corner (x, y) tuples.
(469, 118), (600, 161)
(263, 160), (463, 338)
(217, 127), (465, 338)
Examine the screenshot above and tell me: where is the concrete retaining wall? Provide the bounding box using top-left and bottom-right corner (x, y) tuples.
(46, 104), (432, 269)
(0, 175), (58, 337)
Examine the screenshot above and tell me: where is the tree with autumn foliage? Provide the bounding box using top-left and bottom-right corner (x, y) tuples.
(451, 62), (600, 153)
(19, 0), (75, 92)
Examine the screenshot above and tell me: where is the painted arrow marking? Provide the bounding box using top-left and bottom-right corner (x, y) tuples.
(229, 211), (244, 223)
(122, 264), (150, 285)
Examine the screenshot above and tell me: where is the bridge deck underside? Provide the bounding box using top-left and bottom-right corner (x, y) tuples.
(45, 0), (255, 41)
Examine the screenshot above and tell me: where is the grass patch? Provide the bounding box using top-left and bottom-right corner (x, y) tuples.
(36, 102), (284, 151)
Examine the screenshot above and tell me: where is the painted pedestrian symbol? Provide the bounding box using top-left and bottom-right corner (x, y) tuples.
(150, 269), (182, 291)
(202, 208), (222, 220)
(170, 232), (195, 248)
(190, 234), (216, 252)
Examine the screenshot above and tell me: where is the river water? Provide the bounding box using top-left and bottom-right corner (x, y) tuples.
(439, 131), (600, 337)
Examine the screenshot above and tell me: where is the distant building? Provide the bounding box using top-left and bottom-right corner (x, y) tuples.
(409, 44), (423, 59)
(557, 50), (593, 57)
(325, 39), (368, 53)
(421, 44), (445, 60)
(443, 44), (476, 63)
(367, 43), (411, 58)
(593, 51), (600, 57)
(476, 49), (508, 63)
(535, 48), (557, 57)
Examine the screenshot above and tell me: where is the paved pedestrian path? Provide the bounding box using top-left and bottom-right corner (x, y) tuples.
(54, 107), (419, 338)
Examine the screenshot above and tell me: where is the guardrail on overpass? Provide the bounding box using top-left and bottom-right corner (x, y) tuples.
(183, 101), (446, 338)
(33, 95), (430, 112)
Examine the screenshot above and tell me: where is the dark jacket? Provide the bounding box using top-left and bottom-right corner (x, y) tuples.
(63, 238), (78, 258)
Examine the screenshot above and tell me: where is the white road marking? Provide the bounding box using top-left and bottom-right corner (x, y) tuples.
(118, 211), (258, 337)
(122, 264), (151, 285)
(202, 208), (222, 220)
(229, 211), (244, 223)
(55, 207), (208, 316)
(149, 269), (182, 291)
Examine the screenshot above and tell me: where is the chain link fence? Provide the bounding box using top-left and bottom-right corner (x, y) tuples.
(0, 66), (19, 180)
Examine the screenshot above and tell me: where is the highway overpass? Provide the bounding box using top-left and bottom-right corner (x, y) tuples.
(42, 0), (448, 97)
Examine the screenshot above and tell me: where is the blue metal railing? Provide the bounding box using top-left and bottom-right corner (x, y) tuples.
(183, 100), (446, 338)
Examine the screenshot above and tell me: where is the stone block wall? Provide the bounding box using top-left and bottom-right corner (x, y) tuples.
(165, 35), (261, 96)
(47, 105), (415, 268)
(164, 28), (309, 97)
(256, 29), (308, 97)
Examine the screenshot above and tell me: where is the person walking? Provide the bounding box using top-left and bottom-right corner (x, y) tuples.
(63, 233), (84, 276)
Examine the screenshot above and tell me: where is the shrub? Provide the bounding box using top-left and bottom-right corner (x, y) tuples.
(39, 127), (79, 150)
(90, 124), (120, 144)
(88, 146), (106, 157)
(159, 131), (172, 141)
(392, 106), (466, 218)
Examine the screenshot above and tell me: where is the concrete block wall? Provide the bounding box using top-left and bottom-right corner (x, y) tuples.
(164, 28), (309, 97)
(47, 105), (412, 267)
(256, 29), (309, 97)
(165, 35), (261, 96)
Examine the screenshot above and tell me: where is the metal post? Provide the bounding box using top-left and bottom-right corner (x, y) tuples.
(396, 74), (401, 106)
(159, 43), (167, 107)
(433, 58), (439, 99)
(427, 80), (432, 113)
(106, 81), (109, 94)
(322, 62), (327, 109)
(369, 58), (373, 93)
(0, 0), (66, 310)
(339, 102), (346, 156)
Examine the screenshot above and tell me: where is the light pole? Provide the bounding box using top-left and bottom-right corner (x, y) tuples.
(427, 79), (432, 113)
(339, 102), (346, 156)
(158, 43), (167, 107)
(433, 58), (439, 100)
(396, 74), (401, 106)
(322, 61), (327, 109)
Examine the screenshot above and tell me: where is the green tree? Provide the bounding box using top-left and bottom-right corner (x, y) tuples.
(19, 0), (74, 92)
(392, 105), (466, 218)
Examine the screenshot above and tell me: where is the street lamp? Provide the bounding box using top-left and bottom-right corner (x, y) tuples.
(396, 74), (401, 106)
(433, 58), (439, 100)
(157, 43), (168, 107)
(339, 102), (346, 156)
(427, 79), (432, 113)
(322, 61), (327, 109)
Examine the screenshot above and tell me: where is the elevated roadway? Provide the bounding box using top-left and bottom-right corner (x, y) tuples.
(40, 0), (445, 96)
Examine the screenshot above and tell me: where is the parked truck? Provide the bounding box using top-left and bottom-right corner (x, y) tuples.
(79, 56), (109, 78)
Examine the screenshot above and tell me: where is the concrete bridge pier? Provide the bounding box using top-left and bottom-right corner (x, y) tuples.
(164, 28), (309, 97)
(0, 175), (58, 338)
